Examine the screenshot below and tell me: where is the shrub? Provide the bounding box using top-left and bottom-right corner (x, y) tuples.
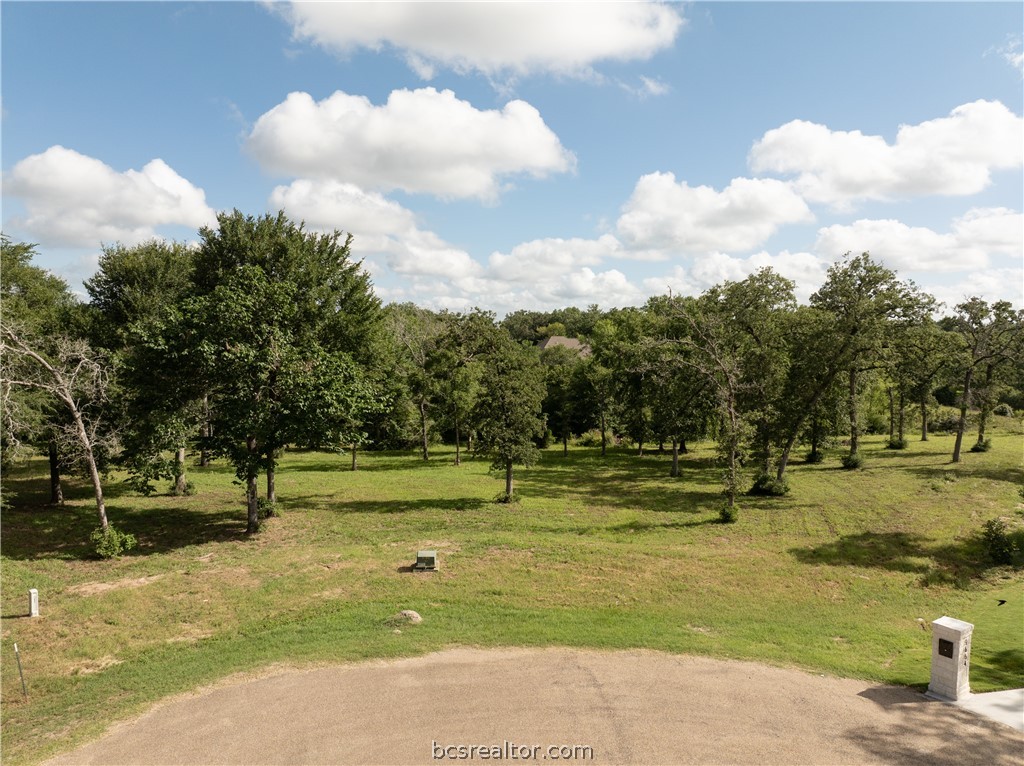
(748, 473), (790, 496)
(804, 449), (824, 464)
(969, 439), (992, 453)
(864, 412), (888, 435)
(90, 525), (137, 559)
(886, 438), (907, 450)
(841, 453), (865, 470)
(927, 406), (963, 434)
(257, 498), (279, 519)
(575, 429), (605, 448)
(993, 403), (1014, 417)
(124, 475), (159, 497)
(168, 480), (198, 496)
(981, 518), (1020, 565)
(493, 491), (520, 505)
(718, 505), (738, 524)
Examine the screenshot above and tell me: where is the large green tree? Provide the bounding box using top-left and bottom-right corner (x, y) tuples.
(774, 253), (925, 478)
(186, 211), (380, 531)
(0, 235), (77, 501)
(679, 271), (795, 506)
(473, 332), (547, 500)
(1, 237), (121, 540)
(85, 239), (201, 494)
(428, 309), (495, 465)
(946, 298), (1023, 462)
(385, 303), (445, 461)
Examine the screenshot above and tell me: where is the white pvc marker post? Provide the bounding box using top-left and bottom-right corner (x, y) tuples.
(927, 615), (973, 701)
(28, 588), (39, 618)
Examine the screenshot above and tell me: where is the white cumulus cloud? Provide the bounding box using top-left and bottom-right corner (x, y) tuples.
(247, 88), (575, 201)
(269, 179), (481, 281)
(275, 1), (684, 80)
(488, 234), (621, 282)
(616, 172), (813, 254)
(814, 208), (1023, 273)
(928, 268), (1024, 310)
(749, 100), (1024, 207)
(3, 145), (216, 247)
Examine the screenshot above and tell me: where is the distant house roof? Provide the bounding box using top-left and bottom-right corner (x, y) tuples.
(538, 335), (591, 356)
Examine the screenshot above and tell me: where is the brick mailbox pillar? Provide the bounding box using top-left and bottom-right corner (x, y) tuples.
(927, 616), (973, 701)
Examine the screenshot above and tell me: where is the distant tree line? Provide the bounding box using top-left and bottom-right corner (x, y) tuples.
(2, 213), (1022, 551)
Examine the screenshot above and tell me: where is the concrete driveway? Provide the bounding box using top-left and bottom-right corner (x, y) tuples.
(46, 648), (1024, 765)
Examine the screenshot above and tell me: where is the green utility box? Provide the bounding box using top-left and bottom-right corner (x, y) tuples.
(413, 550), (437, 571)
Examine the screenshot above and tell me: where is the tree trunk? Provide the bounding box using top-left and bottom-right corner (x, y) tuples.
(952, 367), (973, 463)
(976, 364), (995, 447)
(266, 459), (276, 505)
(848, 367), (859, 457)
(246, 436), (259, 533)
(505, 459), (514, 498)
(454, 414), (461, 466)
(68, 409), (108, 528)
(563, 431), (568, 456)
(809, 412), (821, 462)
(199, 394), (211, 467)
(774, 350), (851, 481)
(897, 389), (905, 444)
(726, 406), (738, 509)
(351, 442), (358, 471)
(173, 446), (187, 495)
(658, 438), (665, 454)
(887, 387), (895, 443)
(48, 439), (63, 506)
(419, 399), (429, 461)
(85, 451), (108, 531)
(777, 442), (795, 481)
(920, 394), (928, 441)
(71, 410), (108, 530)
(680, 438), (688, 454)
(600, 412), (607, 457)
(670, 438), (680, 477)
(637, 434), (644, 457)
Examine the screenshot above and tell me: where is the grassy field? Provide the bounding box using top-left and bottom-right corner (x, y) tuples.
(2, 420), (1023, 764)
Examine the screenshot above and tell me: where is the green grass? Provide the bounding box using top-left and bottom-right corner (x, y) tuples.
(2, 421), (1023, 765)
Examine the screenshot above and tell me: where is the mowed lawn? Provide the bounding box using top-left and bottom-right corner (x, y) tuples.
(2, 421), (1023, 765)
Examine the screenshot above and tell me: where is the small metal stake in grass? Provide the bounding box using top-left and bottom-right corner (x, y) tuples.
(14, 643), (27, 700)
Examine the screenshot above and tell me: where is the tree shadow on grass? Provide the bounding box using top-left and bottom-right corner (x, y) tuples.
(971, 649), (1024, 690)
(1, 498), (246, 561)
(1, 470), (138, 509)
(585, 517), (721, 534)
(283, 455), (466, 473)
(789, 531), (996, 584)
(280, 494), (489, 515)
(517, 453), (724, 513)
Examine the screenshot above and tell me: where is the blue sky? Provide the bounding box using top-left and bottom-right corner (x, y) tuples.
(3, 1), (1021, 315)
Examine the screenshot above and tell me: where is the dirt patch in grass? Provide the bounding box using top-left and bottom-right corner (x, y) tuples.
(66, 575), (165, 596)
(164, 628), (214, 644)
(70, 656), (122, 675)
